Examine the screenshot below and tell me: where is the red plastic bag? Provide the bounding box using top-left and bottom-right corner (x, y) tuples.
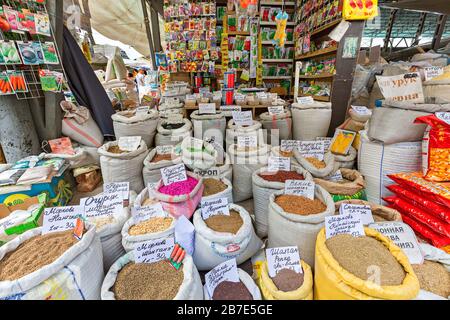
(414, 113), (450, 182)
(386, 184), (450, 223)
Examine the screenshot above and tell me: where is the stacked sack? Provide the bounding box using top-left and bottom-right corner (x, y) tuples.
(112, 109), (159, 148)
(155, 118), (193, 146)
(142, 146), (183, 185)
(258, 105), (292, 144)
(291, 101), (332, 140)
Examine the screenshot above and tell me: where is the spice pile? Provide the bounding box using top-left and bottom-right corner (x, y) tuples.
(203, 178), (228, 197)
(0, 230), (78, 281)
(271, 268), (304, 292)
(275, 194), (326, 215)
(113, 261), (184, 300)
(89, 216), (116, 230)
(204, 210), (243, 234)
(259, 171), (304, 183)
(305, 157), (326, 169)
(212, 281), (253, 300)
(129, 217), (173, 236)
(412, 261), (450, 298)
(142, 198), (159, 206)
(107, 145), (127, 154)
(326, 234), (406, 286)
(151, 154), (174, 163)
(279, 150), (293, 157)
(159, 176), (199, 196)
(162, 123), (184, 130)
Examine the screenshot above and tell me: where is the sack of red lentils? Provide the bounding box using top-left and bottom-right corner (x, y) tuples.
(293, 150), (336, 178)
(314, 168), (367, 202)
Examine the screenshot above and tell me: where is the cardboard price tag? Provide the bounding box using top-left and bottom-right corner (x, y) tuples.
(369, 222), (424, 265)
(424, 66), (444, 81)
(326, 170), (343, 182)
(42, 205), (84, 234)
(220, 105), (241, 112)
(297, 96), (314, 105)
(232, 111), (253, 126)
(201, 198), (230, 220)
(160, 163), (187, 186)
(136, 106), (150, 116)
(280, 140), (300, 152)
(267, 156), (291, 172)
(268, 106), (284, 116)
(237, 135), (257, 148)
(194, 167), (220, 177)
(376, 72), (425, 104)
(298, 141), (325, 161)
(351, 105), (372, 116)
(339, 203), (374, 225)
(131, 202), (167, 224)
(205, 259), (240, 297)
(156, 145), (174, 154)
(199, 103), (217, 115)
(81, 192), (124, 219)
(118, 136), (141, 152)
(134, 237), (175, 264)
(285, 180), (315, 199)
(266, 246), (302, 278)
(104, 182), (130, 201)
(325, 213), (365, 239)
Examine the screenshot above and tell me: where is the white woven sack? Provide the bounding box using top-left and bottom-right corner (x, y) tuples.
(0, 225), (104, 300)
(267, 187), (334, 268)
(142, 149), (183, 185)
(101, 252), (203, 300)
(259, 110), (293, 143)
(121, 216), (176, 252)
(112, 110), (159, 148)
(291, 102), (332, 140)
(423, 80), (450, 104)
(155, 119), (193, 146)
(203, 268), (262, 300)
(384, 102), (450, 113)
(333, 146), (357, 169)
(200, 177), (233, 204)
(42, 148), (91, 169)
(79, 145), (100, 165)
(192, 204), (263, 271)
(98, 140), (149, 192)
(358, 131), (422, 205)
(271, 146), (300, 166)
(367, 107), (429, 144)
(181, 137), (217, 171)
(229, 144), (270, 202)
(252, 166), (313, 238)
(190, 111), (226, 145)
(293, 150), (336, 178)
(226, 119), (264, 151)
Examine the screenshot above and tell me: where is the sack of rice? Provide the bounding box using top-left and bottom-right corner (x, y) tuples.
(98, 140), (149, 192)
(314, 168), (367, 202)
(291, 101), (332, 140)
(112, 109), (159, 148)
(204, 268), (262, 300)
(190, 110), (226, 148)
(193, 204), (263, 271)
(225, 119), (264, 151)
(155, 119), (192, 146)
(142, 147), (182, 185)
(314, 227), (420, 300)
(267, 187), (335, 267)
(252, 166), (313, 238)
(258, 110), (292, 144)
(293, 150), (336, 178)
(0, 225), (103, 300)
(180, 137), (217, 171)
(101, 252), (203, 300)
(201, 177), (233, 204)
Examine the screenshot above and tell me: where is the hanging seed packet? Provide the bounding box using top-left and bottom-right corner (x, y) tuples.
(17, 41), (39, 65)
(32, 42), (44, 64)
(0, 41), (22, 65)
(3, 7), (19, 31)
(7, 71), (28, 93)
(41, 42), (59, 64)
(0, 72), (14, 95)
(23, 10), (36, 34)
(35, 13), (51, 36)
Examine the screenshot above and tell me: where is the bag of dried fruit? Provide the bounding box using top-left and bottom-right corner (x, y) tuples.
(101, 251), (203, 300)
(258, 109), (292, 143)
(190, 110), (226, 147)
(112, 109), (159, 148)
(201, 177), (233, 205)
(267, 187), (335, 268)
(252, 166), (313, 238)
(98, 140), (149, 192)
(149, 172), (204, 219)
(192, 204), (263, 271)
(314, 227), (420, 300)
(225, 119), (264, 151)
(314, 169), (367, 202)
(142, 147), (183, 186)
(293, 150), (336, 178)
(203, 268), (262, 300)
(180, 137), (217, 171)
(155, 119), (193, 146)
(0, 224), (104, 300)
(258, 260), (313, 300)
(229, 144), (270, 202)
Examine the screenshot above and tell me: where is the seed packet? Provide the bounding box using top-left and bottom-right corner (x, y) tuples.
(3, 6), (19, 31)
(41, 41), (59, 64)
(35, 12), (51, 36)
(23, 10), (36, 34)
(39, 69), (64, 92)
(7, 71), (28, 93)
(16, 41), (39, 65)
(0, 41), (21, 64)
(0, 72), (14, 95)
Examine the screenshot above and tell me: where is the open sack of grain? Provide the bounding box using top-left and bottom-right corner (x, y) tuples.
(112, 109), (159, 148)
(142, 147), (182, 185)
(201, 177), (233, 204)
(314, 168), (367, 202)
(155, 119), (193, 146)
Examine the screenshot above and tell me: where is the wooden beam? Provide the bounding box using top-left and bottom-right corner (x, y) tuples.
(141, 0), (156, 69)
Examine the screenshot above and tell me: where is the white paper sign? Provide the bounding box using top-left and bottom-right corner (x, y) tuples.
(220, 105), (241, 112)
(131, 202), (166, 224)
(315, 137), (332, 152)
(376, 73), (425, 104)
(280, 140), (300, 152)
(268, 156), (291, 172)
(232, 111), (253, 126)
(424, 66), (444, 81)
(266, 246), (303, 278)
(205, 259), (240, 297)
(199, 103), (217, 115)
(325, 213), (365, 239)
(167, 113), (183, 124)
(297, 96), (314, 105)
(81, 192), (124, 219)
(134, 237), (175, 264)
(161, 163), (187, 186)
(118, 136), (141, 152)
(268, 106), (284, 116)
(369, 222), (424, 265)
(329, 19), (350, 42)
(339, 203), (374, 225)
(351, 105), (372, 116)
(326, 170), (343, 182)
(285, 180), (315, 199)
(436, 112), (450, 125)
(298, 141), (325, 161)
(201, 198), (230, 220)
(175, 215), (196, 256)
(237, 135), (257, 148)
(136, 106), (150, 115)
(42, 205), (84, 234)
(104, 182), (130, 201)
(156, 145), (174, 154)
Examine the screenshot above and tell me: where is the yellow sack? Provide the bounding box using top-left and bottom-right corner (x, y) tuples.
(314, 227), (420, 300)
(258, 260), (313, 300)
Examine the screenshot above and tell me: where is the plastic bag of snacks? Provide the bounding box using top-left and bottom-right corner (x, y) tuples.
(414, 113), (450, 182)
(314, 169), (366, 202)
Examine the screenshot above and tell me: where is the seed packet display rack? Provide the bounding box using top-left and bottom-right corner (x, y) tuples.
(0, 0), (67, 100)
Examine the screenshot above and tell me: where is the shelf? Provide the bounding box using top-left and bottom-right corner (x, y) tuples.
(262, 59), (293, 63)
(310, 19), (341, 36)
(228, 31), (250, 36)
(262, 41), (294, 45)
(298, 93), (330, 102)
(260, 21), (295, 26)
(260, 1), (295, 5)
(298, 73), (335, 79)
(295, 46), (338, 60)
(263, 76), (292, 79)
